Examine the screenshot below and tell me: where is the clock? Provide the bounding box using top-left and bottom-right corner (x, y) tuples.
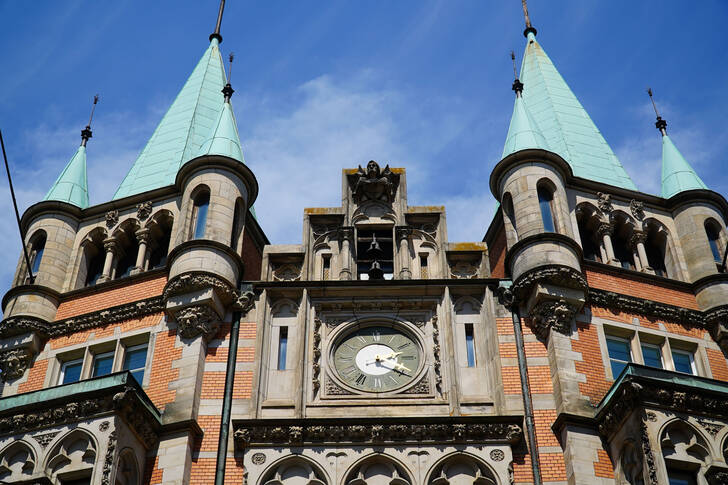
(332, 325), (422, 393)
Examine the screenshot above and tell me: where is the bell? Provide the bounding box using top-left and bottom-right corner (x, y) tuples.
(367, 233), (382, 256)
(368, 260), (384, 280)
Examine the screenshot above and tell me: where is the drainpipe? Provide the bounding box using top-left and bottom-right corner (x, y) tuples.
(504, 285), (543, 485)
(215, 284), (255, 485)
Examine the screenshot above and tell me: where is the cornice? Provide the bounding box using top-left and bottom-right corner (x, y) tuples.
(692, 273), (728, 293)
(175, 154), (259, 208)
(166, 239), (244, 280)
(588, 288), (703, 327)
(1, 284), (61, 313)
(233, 416), (523, 448)
(489, 148), (573, 198)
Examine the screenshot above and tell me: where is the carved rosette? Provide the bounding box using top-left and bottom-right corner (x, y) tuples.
(528, 299), (577, 339)
(0, 348), (32, 382)
(174, 305), (220, 340)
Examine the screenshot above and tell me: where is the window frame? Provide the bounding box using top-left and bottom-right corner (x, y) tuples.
(605, 335), (632, 379)
(123, 342), (149, 384)
(91, 350), (115, 378)
(58, 358), (84, 385)
(277, 326), (288, 371)
(190, 188), (211, 240)
(464, 323), (476, 368)
(671, 348), (696, 375)
(640, 342), (663, 369)
(537, 183), (556, 233)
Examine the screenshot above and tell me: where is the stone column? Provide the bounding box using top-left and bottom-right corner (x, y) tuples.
(597, 222), (617, 266)
(631, 231), (652, 274)
(132, 228), (151, 274)
(337, 227), (354, 280)
(98, 238), (118, 283)
(395, 226), (412, 280)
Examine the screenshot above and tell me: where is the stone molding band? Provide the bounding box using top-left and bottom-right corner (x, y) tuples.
(503, 234), (584, 279)
(233, 417), (523, 448)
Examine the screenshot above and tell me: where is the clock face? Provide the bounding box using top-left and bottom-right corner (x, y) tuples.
(332, 326), (421, 393)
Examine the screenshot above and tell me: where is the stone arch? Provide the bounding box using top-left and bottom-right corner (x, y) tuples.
(426, 452), (498, 485)
(610, 210), (638, 270)
(45, 428), (98, 483)
(259, 455), (329, 485)
(704, 217), (727, 271)
(453, 296), (482, 315)
(343, 453), (413, 485)
(642, 218), (681, 279)
(352, 200), (397, 225)
(660, 419), (711, 474)
(502, 192), (517, 244)
(145, 209), (174, 270)
(0, 440), (36, 482)
(575, 202), (604, 263)
(73, 226), (108, 288)
(115, 447), (140, 485)
(271, 298), (300, 318)
(112, 218), (142, 279)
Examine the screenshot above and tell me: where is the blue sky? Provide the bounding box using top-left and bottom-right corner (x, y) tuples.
(1, 1), (727, 295)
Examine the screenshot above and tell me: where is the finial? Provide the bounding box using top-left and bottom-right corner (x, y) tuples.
(647, 87), (667, 136)
(81, 94), (99, 147)
(222, 53), (235, 102)
(511, 51), (523, 96)
(522, 0), (537, 37)
(209, 0), (226, 43)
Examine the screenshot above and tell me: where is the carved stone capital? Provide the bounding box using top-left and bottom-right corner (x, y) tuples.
(0, 348), (32, 382)
(134, 228), (151, 245)
(136, 201), (153, 220)
(395, 226), (413, 241)
(0, 316), (49, 339)
(336, 226), (354, 242)
(596, 221), (615, 238)
(629, 230), (647, 249)
(103, 238), (119, 254)
(174, 304), (220, 340)
(163, 272), (238, 304)
(512, 265), (587, 301)
(528, 298), (577, 339)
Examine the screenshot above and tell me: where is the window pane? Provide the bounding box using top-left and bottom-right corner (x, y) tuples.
(124, 346), (147, 383)
(610, 360), (628, 378)
(465, 324), (476, 367)
(538, 187), (555, 233)
(92, 353), (114, 377)
(607, 338), (630, 362)
(672, 350), (694, 374)
(277, 327), (288, 370)
(667, 469), (696, 485)
(62, 361), (83, 384)
(31, 244), (44, 274)
(641, 345), (662, 369)
(193, 193), (209, 240)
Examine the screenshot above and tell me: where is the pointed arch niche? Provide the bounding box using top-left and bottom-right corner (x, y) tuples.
(0, 440), (36, 483)
(426, 453), (498, 485)
(344, 454), (412, 485)
(260, 456), (328, 485)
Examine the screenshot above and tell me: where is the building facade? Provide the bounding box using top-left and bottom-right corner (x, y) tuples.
(1, 6), (727, 485)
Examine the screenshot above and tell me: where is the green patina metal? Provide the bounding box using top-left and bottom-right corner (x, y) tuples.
(43, 144), (89, 209)
(502, 93), (550, 158)
(661, 133), (707, 199)
(0, 371), (160, 421)
(196, 100), (244, 161)
(519, 31), (637, 191)
(114, 38), (228, 199)
(597, 363), (728, 414)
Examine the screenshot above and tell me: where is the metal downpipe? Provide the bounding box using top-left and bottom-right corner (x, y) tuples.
(215, 309), (241, 485)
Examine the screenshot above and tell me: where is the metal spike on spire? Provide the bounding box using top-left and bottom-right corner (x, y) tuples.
(222, 53), (235, 103)
(522, 0), (537, 37)
(210, 0), (226, 43)
(511, 51), (523, 96)
(81, 94), (99, 147)
(647, 87), (667, 136)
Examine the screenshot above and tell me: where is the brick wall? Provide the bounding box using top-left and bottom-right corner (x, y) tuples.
(488, 226), (507, 279)
(241, 229), (263, 281)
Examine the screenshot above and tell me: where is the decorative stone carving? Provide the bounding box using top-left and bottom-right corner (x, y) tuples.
(511, 265), (588, 301)
(640, 422), (658, 485)
(234, 290), (256, 316)
(31, 431), (59, 449)
(395, 226), (413, 241)
(99, 421), (110, 432)
(0, 348), (32, 382)
(630, 199), (645, 220)
(272, 264), (302, 281)
(706, 467), (728, 485)
(136, 201), (153, 220)
(163, 272), (238, 304)
(49, 296), (164, 338)
(312, 318), (322, 396)
(325, 375), (354, 396)
(0, 315), (49, 339)
(105, 209), (119, 228)
(350, 160), (399, 203)
(589, 288), (704, 327)
(450, 261), (478, 279)
(528, 298), (576, 339)
(401, 374), (430, 394)
(629, 231), (647, 250)
(101, 430), (117, 485)
(596, 221), (615, 239)
(234, 419), (522, 447)
(489, 449), (505, 461)
(174, 305), (219, 340)
(697, 419), (723, 437)
(432, 316), (442, 395)
(597, 192), (613, 213)
(251, 452), (266, 465)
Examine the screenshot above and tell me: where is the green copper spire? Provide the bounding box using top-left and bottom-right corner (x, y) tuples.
(113, 37), (227, 199)
(44, 96), (98, 208)
(519, 31), (638, 191)
(503, 54), (550, 158)
(661, 133), (707, 198)
(44, 145), (89, 208)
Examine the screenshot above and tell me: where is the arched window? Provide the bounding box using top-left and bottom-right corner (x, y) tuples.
(705, 219), (725, 272)
(231, 198), (244, 250)
(644, 222), (673, 278)
(576, 204), (601, 263)
(27, 231), (46, 282)
(613, 231), (634, 270)
(191, 189), (210, 240)
(537, 183), (556, 233)
(79, 230), (106, 288)
(114, 222), (140, 279)
(502, 192), (517, 242)
(148, 211), (174, 270)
